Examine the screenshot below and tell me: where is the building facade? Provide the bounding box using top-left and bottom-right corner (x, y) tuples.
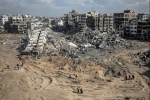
(125, 17), (150, 39)
(86, 11), (99, 30)
(0, 15), (9, 26)
(98, 14), (103, 32)
(125, 19), (137, 36)
(78, 14), (87, 32)
(103, 13), (114, 33)
(137, 14), (149, 21)
(114, 10), (136, 34)
(63, 10), (80, 31)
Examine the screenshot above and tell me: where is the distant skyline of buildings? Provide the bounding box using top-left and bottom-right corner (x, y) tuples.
(0, 0), (149, 17)
(0, 9), (150, 37)
(0, 9), (150, 18)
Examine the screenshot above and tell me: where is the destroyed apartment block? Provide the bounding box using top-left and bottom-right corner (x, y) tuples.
(10, 23), (27, 34)
(22, 29), (47, 56)
(114, 10), (137, 35)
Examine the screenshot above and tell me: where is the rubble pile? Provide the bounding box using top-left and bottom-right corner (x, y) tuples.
(139, 50), (150, 64)
(46, 31), (78, 57)
(65, 29), (139, 51)
(44, 29), (144, 60)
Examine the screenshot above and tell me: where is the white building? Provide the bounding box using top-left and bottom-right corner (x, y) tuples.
(22, 14), (32, 22)
(87, 11), (99, 17)
(103, 13), (114, 32)
(27, 21), (43, 30)
(24, 29), (47, 54)
(11, 15), (23, 23)
(137, 14), (149, 21)
(0, 15), (9, 26)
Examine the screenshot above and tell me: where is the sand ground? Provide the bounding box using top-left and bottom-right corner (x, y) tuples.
(0, 34), (149, 100)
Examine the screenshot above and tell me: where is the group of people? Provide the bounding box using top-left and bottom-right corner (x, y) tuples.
(124, 75), (135, 80)
(74, 87), (83, 94)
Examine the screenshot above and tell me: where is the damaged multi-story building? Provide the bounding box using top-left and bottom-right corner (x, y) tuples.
(125, 15), (150, 39)
(63, 10), (114, 33)
(103, 13), (114, 33)
(9, 14), (32, 34)
(137, 13), (149, 21)
(86, 12), (114, 33)
(125, 18), (137, 37)
(86, 11), (99, 30)
(0, 15), (10, 33)
(27, 20), (44, 31)
(63, 10), (80, 31)
(114, 10), (137, 35)
(0, 15), (10, 26)
(137, 18), (150, 39)
(98, 14), (103, 32)
(51, 18), (64, 31)
(78, 14), (87, 33)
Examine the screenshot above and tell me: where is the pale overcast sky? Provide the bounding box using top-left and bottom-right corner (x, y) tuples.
(0, 0), (149, 17)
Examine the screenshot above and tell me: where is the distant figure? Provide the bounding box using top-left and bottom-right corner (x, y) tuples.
(16, 64), (19, 70)
(80, 88), (83, 94)
(118, 72), (121, 77)
(128, 75), (130, 79)
(77, 88), (80, 93)
(74, 87), (83, 94)
(132, 75), (134, 79)
(125, 76), (127, 80)
(7, 65), (9, 69)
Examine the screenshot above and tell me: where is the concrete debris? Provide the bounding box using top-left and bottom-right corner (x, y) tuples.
(139, 50), (150, 61)
(46, 30), (78, 58)
(21, 27), (143, 61)
(37, 28), (146, 67)
(65, 29), (139, 51)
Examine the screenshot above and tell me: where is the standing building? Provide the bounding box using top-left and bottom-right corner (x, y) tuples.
(0, 15), (10, 26)
(11, 15), (23, 23)
(125, 16), (150, 40)
(86, 11), (99, 30)
(98, 14), (103, 32)
(137, 14), (149, 21)
(10, 15), (27, 34)
(137, 19), (148, 38)
(125, 19), (137, 37)
(114, 10), (136, 35)
(22, 14), (32, 23)
(78, 14), (87, 32)
(63, 10), (80, 31)
(103, 13), (114, 33)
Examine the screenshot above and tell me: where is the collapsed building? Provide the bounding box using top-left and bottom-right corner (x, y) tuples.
(22, 29), (47, 56)
(65, 29), (139, 52)
(63, 10), (80, 31)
